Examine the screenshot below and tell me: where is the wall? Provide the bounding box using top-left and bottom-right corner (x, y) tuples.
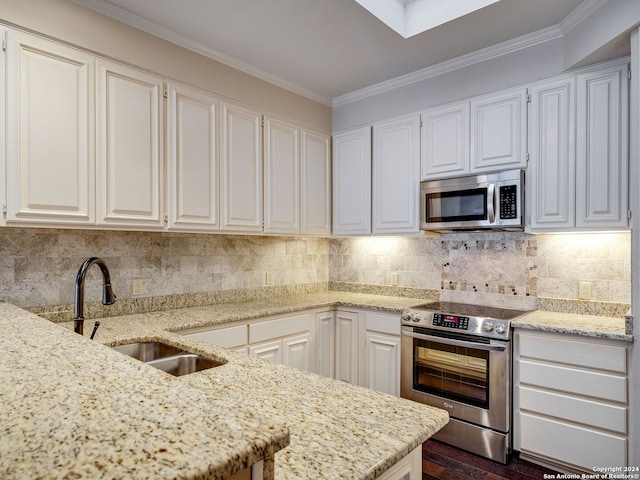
(0, 228), (329, 310)
(0, 0), (331, 133)
(329, 232), (631, 313)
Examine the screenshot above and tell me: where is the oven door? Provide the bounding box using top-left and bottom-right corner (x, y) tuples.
(400, 327), (511, 432)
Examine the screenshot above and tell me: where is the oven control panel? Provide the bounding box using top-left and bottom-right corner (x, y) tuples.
(432, 313), (469, 330)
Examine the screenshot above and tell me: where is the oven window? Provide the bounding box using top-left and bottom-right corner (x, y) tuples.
(427, 188), (487, 222)
(413, 338), (489, 408)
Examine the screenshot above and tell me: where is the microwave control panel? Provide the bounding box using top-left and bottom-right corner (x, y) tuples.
(499, 185), (518, 219)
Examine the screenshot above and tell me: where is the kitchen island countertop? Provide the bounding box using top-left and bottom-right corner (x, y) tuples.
(0, 292), (449, 480)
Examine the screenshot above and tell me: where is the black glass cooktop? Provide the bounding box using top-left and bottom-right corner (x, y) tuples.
(410, 301), (529, 321)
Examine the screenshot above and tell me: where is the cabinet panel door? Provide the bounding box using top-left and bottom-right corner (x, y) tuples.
(264, 116), (299, 234)
(184, 324), (247, 350)
(372, 115), (420, 234)
(335, 311), (359, 384)
(283, 333), (311, 372)
(576, 64), (628, 229)
(365, 332), (400, 396)
(332, 127), (371, 235)
(528, 77), (576, 231)
(520, 413), (627, 470)
(249, 340), (282, 364)
(167, 83), (219, 231)
(470, 89), (526, 172)
(301, 129), (331, 235)
(315, 311), (335, 379)
(6, 30), (94, 224)
(220, 102), (263, 232)
(420, 102), (469, 179)
(97, 59), (163, 227)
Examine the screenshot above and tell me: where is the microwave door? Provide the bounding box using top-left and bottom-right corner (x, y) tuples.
(426, 187), (489, 227)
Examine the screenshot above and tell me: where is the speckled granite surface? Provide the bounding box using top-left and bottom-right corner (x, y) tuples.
(512, 310), (632, 342)
(0, 293), (449, 480)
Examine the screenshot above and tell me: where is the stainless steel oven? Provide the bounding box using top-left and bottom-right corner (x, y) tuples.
(400, 302), (529, 463)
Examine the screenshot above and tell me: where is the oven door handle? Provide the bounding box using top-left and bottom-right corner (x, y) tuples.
(402, 328), (507, 352)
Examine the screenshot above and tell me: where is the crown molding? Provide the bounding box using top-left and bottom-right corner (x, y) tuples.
(332, 0), (610, 108)
(332, 25), (563, 107)
(72, 0), (333, 106)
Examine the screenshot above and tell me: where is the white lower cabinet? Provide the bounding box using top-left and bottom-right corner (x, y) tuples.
(180, 307), (401, 395)
(514, 330), (629, 472)
(182, 323), (248, 354)
(376, 446), (421, 480)
(248, 313), (314, 372)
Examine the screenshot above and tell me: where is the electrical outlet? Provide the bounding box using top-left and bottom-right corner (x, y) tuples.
(390, 272), (398, 286)
(265, 271), (273, 286)
(132, 278), (146, 296)
(578, 281), (592, 300)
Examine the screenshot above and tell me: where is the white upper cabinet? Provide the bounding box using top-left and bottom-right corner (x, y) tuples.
(96, 59), (164, 228)
(372, 114), (420, 234)
(470, 87), (527, 172)
(5, 30), (95, 225)
(166, 83), (219, 231)
(528, 77), (576, 231)
(301, 129), (331, 236)
(332, 126), (372, 235)
(420, 87), (526, 180)
(421, 101), (469, 179)
(264, 116), (300, 234)
(529, 61), (629, 232)
(220, 101), (263, 233)
(576, 63), (629, 230)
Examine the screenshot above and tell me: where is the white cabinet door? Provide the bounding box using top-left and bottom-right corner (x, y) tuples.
(282, 333), (312, 372)
(249, 340), (282, 364)
(301, 129), (331, 236)
(365, 332), (400, 396)
(315, 311), (335, 379)
(167, 83), (219, 231)
(335, 310), (359, 384)
(420, 101), (469, 179)
(332, 127), (371, 235)
(576, 64), (628, 230)
(97, 59), (163, 228)
(470, 88), (527, 172)
(528, 77), (576, 231)
(372, 114), (420, 234)
(264, 116), (299, 234)
(6, 30), (95, 225)
(183, 324), (248, 351)
(220, 101), (263, 233)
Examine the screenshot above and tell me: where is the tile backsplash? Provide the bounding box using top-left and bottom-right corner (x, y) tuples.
(329, 232), (631, 311)
(0, 228), (630, 316)
(0, 228), (329, 309)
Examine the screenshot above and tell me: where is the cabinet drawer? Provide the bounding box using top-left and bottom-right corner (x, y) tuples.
(520, 413), (627, 469)
(519, 359), (626, 403)
(184, 324), (247, 349)
(519, 386), (627, 434)
(249, 313), (311, 344)
(365, 312), (400, 336)
(518, 333), (626, 373)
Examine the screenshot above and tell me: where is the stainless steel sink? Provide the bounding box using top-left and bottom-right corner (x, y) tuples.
(113, 341), (223, 376)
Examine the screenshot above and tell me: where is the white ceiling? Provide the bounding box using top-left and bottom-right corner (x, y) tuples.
(76, 0), (591, 105)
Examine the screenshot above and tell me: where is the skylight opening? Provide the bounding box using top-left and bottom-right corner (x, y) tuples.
(355, 0), (502, 38)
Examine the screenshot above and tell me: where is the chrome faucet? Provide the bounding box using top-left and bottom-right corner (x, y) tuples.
(73, 257), (116, 335)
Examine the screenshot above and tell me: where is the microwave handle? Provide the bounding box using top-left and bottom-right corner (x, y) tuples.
(487, 183), (496, 223)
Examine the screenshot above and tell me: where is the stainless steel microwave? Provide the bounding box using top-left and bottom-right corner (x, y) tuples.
(420, 169), (524, 232)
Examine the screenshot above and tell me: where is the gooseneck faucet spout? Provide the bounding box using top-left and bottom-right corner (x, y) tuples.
(73, 257), (116, 335)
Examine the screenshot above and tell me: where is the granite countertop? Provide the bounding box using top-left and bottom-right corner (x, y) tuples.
(0, 292), (449, 480)
(512, 310), (633, 342)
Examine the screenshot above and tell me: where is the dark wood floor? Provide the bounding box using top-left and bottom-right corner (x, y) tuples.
(422, 440), (559, 480)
